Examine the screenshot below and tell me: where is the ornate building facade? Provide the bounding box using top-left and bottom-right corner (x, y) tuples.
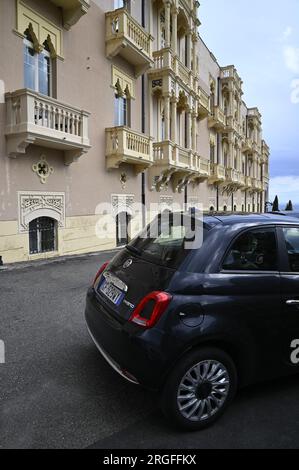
(0, 0), (270, 263)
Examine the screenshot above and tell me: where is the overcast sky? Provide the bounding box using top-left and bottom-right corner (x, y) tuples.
(199, 0), (299, 205)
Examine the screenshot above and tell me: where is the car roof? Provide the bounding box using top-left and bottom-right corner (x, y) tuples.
(203, 213), (299, 227)
(271, 211), (299, 217)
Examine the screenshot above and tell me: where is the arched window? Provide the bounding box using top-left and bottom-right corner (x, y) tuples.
(114, 81), (130, 127)
(233, 205), (237, 212)
(223, 206), (227, 212)
(241, 204), (245, 212)
(23, 31), (52, 96)
(29, 217), (57, 255)
(209, 206), (215, 212)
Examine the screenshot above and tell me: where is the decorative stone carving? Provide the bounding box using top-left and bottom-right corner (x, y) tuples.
(159, 196), (173, 211)
(111, 194), (135, 217)
(120, 173), (127, 190)
(18, 191), (65, 233)
(32, 155), (54, 184)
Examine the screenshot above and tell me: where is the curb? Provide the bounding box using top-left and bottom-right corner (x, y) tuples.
(0, 248), (121, 272)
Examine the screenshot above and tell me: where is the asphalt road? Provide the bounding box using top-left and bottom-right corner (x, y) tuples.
(1, 252), (299, 449)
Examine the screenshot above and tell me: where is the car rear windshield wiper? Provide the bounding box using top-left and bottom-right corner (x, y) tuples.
(126, 245), (142, 256)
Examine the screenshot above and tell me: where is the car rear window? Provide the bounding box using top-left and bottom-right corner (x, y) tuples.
(127, 212), (209, 269)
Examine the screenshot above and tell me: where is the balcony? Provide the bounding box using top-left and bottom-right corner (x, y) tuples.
(220, 66), (243, 92)
(245, 176), (252, 189)
(5, 89), (90, 165)
(225, 116), (242, 135)
(208, 163), (226, 184)
(106, 126), (153, 173)
(149, 142), (210, 192)
(208, 106), (226, 131)
(239, 174), (246, 188)
(50, 0), (90, 29)
(197, 87), (210, 120)
(226, 168), (241, 187)
(252, 141), (261, 155)
(150, 49), (199, 93)
(106, 8), (153, 77)
(252, 178), (263, 192)
(242, 138), (253, 154)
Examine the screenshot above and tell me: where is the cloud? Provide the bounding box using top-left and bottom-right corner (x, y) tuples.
(270, 176), (299, 204)
(284, 46), (299, 73)
(283, 26), (293, 39)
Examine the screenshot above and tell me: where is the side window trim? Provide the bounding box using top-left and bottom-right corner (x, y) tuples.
(278, 225), (299, 274)
(219, 225), (280, 274)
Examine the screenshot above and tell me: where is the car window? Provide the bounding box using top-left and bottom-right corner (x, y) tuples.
(128, 213), (209, 269)
(222, 228), (278, 271)
(282, 227), (299, 272)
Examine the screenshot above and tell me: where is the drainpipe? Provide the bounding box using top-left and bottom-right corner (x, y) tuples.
(141, 0), (146, 227)
(216, 77), (221, 211)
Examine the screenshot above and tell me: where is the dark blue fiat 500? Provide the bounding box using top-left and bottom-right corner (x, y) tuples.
(85, 213), (299, 430)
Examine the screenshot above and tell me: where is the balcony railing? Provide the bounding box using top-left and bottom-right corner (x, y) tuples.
(239, 174), (246, 188)
(208, 106), (226, 131)
(220, 66), (243, 90)
(106, 8), (153, 77)
(226, 168), (241, 186)
(208, 164), (226, 184)
(5, 89), (90, 165)
(252, 178), (263, 192)
(197, 87), (210, 120)
(245, 176), (252, 189)
(226, 116), (242, 135)
(152, 142), (210, 177)
(50, 0), (90, 29)
(242, 138), (253, 153)
(151, 49), (197, 92)
(106, 126), (153, 172)
(153, 142), (190, 170)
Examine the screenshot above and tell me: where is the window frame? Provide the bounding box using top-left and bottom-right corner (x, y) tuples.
(29, 217), (58, 255)
(220, 225), (282, 275)
(277, 225), (299, 275)
(114, 0), (130, 12)
(24, 38), (52, 96)
(114, 94), (130, 127)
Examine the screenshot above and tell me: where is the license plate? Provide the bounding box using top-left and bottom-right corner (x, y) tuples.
(98, 280), (125, 306)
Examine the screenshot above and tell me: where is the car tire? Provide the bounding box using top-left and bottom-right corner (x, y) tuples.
(160, 347), (238, 431)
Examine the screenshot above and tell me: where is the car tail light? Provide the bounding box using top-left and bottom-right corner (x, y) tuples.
(93, 262), (109, 286)
(129, 291), (172, 329)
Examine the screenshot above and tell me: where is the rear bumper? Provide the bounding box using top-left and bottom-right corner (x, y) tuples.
(86, 323), (139, 385)
(84, 288), (177, 391)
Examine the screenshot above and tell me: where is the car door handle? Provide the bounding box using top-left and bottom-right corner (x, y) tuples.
(286, 300), (299, 306)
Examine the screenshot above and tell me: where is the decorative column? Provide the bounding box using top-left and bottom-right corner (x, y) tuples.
(164, 94), (171, 141)
(186, 109), (192, 149)
(164, 0), (171, 48)
(229, 86), (234, 116)
(192, 34), (198, 74)
(148, 82), (154, 139)
(228, 139), (234, 168)
(171, 97), (177, 143)
(171, 7), (178, 54)
(191, 111), (197, 151)
(187, 30), (192, 70)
